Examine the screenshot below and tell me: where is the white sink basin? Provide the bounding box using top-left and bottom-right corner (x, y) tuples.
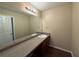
(31, 33), (37, 36)
(38, 34), (47, 38)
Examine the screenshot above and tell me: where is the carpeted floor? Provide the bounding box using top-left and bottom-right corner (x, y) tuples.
(32, 46), (72, 57)
(42, 46), (72, 57)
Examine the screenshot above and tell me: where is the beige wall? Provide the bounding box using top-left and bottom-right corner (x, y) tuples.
(72, 3), (79, 56)
(0, 8), (30, 39)
(29, 12), (43, 33)
(42, 3), (72, 51)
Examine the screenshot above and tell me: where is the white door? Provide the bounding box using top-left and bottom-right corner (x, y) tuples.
(0, 16), (14, 49)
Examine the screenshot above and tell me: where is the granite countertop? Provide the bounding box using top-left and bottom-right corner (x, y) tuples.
(0, 33), (49, 57)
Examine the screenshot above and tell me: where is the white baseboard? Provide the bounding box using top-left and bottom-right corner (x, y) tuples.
(48, 45), (74, 57)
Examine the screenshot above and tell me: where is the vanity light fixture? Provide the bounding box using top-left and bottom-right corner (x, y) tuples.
(25, 6), (35, 13)
(25, 6), (37, 16)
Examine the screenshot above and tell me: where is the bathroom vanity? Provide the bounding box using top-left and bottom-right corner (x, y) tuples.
(0, 32), (50, 57)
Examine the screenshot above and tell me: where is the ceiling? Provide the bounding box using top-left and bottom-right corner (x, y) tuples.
(30, 2), (69, 11)
(0, 2), (69, 15)
(0, 2), (38, 16)
(0, 2), (69, 12)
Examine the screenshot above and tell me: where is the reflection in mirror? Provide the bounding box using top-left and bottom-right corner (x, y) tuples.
(0, 2), (43, 50)
(0, 16), (15, 49)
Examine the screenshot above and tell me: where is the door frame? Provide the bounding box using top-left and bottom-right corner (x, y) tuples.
(11, 16), (16, 41)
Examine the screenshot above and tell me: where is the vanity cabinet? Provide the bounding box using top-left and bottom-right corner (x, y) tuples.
(27, 35), (50, 57)
(0, 33), (50, 57)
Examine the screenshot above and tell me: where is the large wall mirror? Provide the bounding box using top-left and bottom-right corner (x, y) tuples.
(0, 2), (43, 50)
